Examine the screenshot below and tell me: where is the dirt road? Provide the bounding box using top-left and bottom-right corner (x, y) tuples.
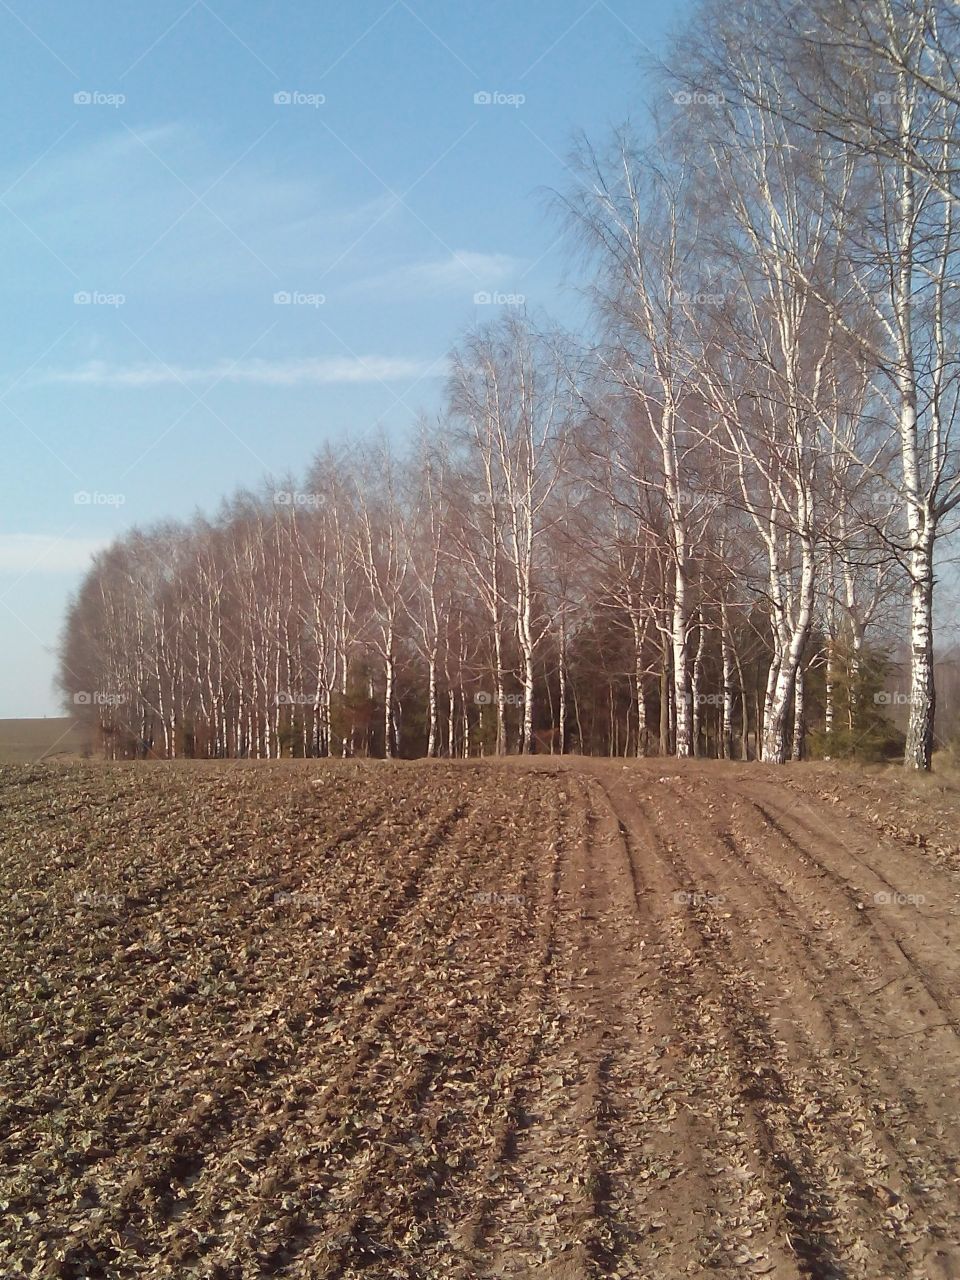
(1, 758), (959, 1278)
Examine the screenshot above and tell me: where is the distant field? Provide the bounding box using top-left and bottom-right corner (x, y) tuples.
(0, 717), (87, 763)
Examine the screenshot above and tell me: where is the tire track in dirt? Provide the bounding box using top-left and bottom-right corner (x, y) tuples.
(692, 774), (960, 1186)
(706, 779), (960, 1277)
(637, 774), (958, 1276)
(608, 764), (960, 1280)
(740, 778), (960, 1038)
(579, 772), (774, 1279)
(586, 767), (810, 1279)
(682, 778), (960, 1156)
(439, 771), (641, 1279)
(700, 777), (960, 1126)
(470, 766), (805, 1279)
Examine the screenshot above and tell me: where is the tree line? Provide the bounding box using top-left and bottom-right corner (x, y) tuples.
(60, 0), (960, 769)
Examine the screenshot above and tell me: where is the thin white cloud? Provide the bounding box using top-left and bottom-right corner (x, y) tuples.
(0, 535), (108, 573)
(0, 126), (404, 293)
(40, 355), (442, 388)
(354, 251), (523, 297)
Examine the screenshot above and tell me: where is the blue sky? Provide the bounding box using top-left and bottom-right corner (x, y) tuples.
(0, 0), (683, 717)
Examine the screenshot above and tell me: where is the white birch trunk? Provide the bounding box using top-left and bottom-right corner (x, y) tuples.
(762, 535), (816, 764)
(720, 601), (734, 762)
(791, 665), (805, 762)
(905, 539), (936, 769)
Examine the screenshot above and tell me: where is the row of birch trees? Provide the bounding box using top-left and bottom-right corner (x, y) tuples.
(59, 0), (960, 769)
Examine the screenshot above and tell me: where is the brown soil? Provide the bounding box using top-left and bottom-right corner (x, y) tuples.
(1, 756), (958, 1279)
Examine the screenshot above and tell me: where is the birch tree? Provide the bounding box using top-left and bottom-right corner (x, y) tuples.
(563, 142), (714, 756)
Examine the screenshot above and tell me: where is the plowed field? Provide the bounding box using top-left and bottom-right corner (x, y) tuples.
(2, 758), (959, 1279)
